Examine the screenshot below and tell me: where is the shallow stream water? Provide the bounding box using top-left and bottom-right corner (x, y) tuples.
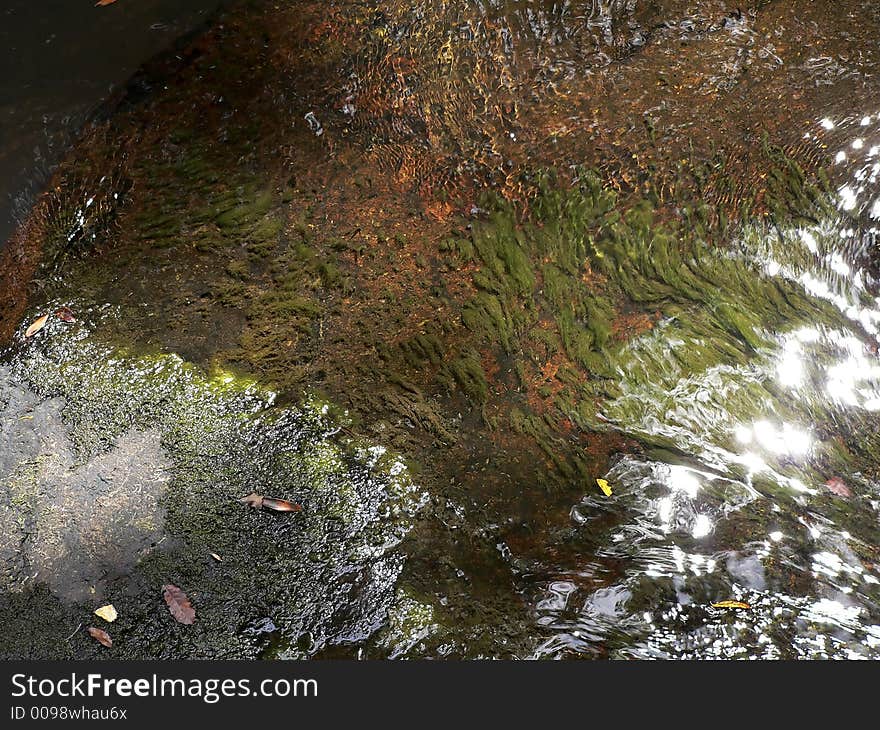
(3, 0), (880, 659)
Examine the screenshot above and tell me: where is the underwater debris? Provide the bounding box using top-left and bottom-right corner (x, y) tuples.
(823, 477), (852, 498)
(304, 111), (324, 137)
(262, 496), (303, 512)
(55, 307), (76, 323)
(711, 601), (751, 610)
(240, 492), (264, 509)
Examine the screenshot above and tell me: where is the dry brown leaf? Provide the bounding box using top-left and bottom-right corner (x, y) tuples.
(262, 496), (303, 512)
(240, 491), (303, 512)
(239, 492), (264, 509)
(95, 0), (118, 6)
(55, 306), (76, 323)
(162, 584), (195, 625)
(87, 626), (113, 647)
(240, 492), (302, 511)
(25, 314), (48, 338)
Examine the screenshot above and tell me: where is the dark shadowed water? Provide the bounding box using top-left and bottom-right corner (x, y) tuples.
(0, 0), (224, 248)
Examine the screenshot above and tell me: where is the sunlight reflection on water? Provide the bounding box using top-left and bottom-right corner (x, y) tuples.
(533, 110), (880, 659)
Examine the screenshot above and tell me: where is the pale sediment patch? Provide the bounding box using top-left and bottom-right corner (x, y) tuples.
(0, 371), (169, 602)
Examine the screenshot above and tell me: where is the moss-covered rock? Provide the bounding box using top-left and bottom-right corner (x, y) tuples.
(0, 309), (427, 658)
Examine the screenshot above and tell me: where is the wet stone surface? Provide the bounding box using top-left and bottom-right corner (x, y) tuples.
(0, 381), (169, 603)
(0, 315), (427, 658)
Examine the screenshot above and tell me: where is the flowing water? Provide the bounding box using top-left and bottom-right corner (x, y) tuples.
(523, 112), (880, 658)
(2, 0), (880, 659)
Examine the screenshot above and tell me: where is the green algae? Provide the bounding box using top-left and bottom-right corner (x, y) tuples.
(374, 587), (439, 658)
(414, 157), (871, 487)
(461, 292), (519, 351)
(31, 128), (868, 501)
(214, 189), (274, 230)
(399, 332), (446, 370)
(439, 349), (489, 406)
(0, 309), (427, 658)
(438, 236), (475, 264)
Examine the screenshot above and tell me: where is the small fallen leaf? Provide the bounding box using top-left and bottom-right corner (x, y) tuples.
(25, 314), (48, 338)
(87, 626), (113, 647)
(55, 306), (76, 323)
(163, 584), (195, 625)
(240, 492), (264, 509)
(262, 496), (303, 512)
(210, 552), (223, 562)
(94, 604), (118, 623)
(824, 476), (852, 498)
(240, 492), (302, 512)
(596, 478), (612, 497)
(711, 600), (751, 610)
(95, 0), (118, 6)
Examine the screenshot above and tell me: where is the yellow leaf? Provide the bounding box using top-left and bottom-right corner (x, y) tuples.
(94, 604), (118, 622)
(596, 478), (612, 497)
(711, 600), (751, 610)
